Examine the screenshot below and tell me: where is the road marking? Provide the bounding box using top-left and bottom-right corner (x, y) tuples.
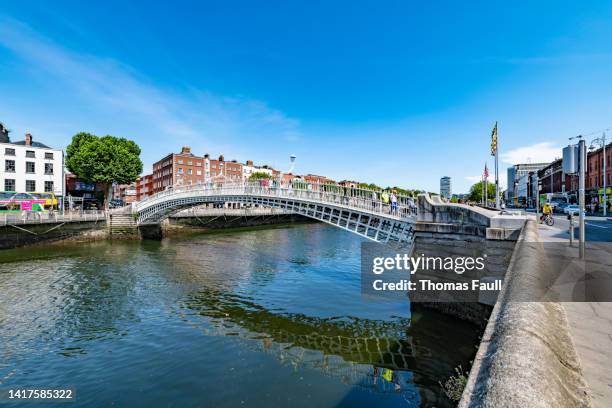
(585, 223), (609, 229)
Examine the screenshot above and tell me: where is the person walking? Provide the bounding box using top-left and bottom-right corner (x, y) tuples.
(371, 190), (378, 210)
(390, 191), (398, 215)
(381, 190), (390, 213)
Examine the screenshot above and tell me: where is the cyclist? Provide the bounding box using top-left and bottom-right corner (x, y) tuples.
(541, 202), (553, 223)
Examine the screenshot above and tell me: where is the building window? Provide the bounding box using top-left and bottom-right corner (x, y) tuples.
(4, 148), (15, 156)
(44, 152), (54, 160)
(196, 170), (202, 176)
(26, 162), (35, 173)
(26, 180), (36, 192)
(4, 179), (15, 191)
(187, 169), (192, 175)
(196, 162), (201, 166)
(178, 159), (183, 164)
(26, 150), (35, 158)
(178, 168), (183, 174)
(5, 160), (15, 172)
(44, 163), (54, 175)
(44, 181), (54, 192)
(187, 161), (192, 165)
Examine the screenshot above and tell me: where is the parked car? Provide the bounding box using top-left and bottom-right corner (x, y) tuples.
(554, 202), (569, 213)
(563, 204), (585, 216)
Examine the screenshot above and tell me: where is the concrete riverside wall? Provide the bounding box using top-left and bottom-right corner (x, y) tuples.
(412, 194), (524, 324)
(459, 220), (592, 408)
(0, 220), (108, 249)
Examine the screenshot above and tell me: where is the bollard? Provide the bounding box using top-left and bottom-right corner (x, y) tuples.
(568, 213), (574, 246)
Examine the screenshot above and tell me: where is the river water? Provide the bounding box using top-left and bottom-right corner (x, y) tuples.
(0, 223), (480, 407)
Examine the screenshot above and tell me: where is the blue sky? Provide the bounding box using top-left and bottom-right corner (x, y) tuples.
(1, 1), (612, 193)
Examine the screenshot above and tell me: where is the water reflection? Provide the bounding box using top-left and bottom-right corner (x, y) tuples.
(0, 223), (480, 407)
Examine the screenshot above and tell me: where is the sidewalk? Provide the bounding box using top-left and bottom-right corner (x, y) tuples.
(538, 223), (612, 408)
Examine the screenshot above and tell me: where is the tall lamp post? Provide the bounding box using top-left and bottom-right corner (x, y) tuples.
(569, 135), (586, 258)
(590, 132), (607, 217)
(279, 154), (296, 187)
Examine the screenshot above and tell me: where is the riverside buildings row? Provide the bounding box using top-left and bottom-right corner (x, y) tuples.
(506, 140), (612, 211)
(135, 146), (331, 201)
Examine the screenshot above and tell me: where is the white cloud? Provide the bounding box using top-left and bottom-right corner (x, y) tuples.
(0, 16), (301, 164)
(501, 142), (562, 165)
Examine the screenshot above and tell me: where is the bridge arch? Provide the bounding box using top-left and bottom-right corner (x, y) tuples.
(133, 183), (417, 246)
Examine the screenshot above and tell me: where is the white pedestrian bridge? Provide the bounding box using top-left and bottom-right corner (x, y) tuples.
(133, 182), (417, 246)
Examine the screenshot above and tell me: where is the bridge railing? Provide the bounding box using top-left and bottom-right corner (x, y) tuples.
(136, 182), (417, 220)
(0, 210), (107, 226)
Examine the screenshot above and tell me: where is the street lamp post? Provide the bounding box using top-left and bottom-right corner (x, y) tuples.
(590, 132), (607, 217)
(569, 135), (586, 259)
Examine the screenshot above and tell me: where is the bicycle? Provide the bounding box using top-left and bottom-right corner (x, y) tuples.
(540, 213), (554, 226)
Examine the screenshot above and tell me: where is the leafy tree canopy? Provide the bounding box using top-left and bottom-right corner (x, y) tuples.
(66, 132), (142, 184)
(248, 172), (273, 181)
(468, 181), (497, 203)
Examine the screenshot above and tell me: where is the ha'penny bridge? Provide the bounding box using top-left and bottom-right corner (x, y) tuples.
(131, 182), (418, 247)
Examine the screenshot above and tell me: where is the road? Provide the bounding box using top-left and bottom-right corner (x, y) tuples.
(520, 209), (612, 242)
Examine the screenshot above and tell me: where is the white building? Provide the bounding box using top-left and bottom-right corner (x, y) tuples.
(0, 131), (65, 197)
(242, 160), (275, 181)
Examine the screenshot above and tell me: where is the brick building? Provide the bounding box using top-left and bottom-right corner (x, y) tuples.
(152, 147), (205, 192)
(586, 142), (612, 190)
(136, 174), (154, 201)
(303, 174), (328, 185)
(338, 180), (359, 188)
(537, 159), (578, 195)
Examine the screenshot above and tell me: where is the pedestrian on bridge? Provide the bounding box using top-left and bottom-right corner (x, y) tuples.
(390, 191), (398, 215)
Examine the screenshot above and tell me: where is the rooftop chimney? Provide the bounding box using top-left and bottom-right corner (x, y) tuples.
(204, 153), (210, 159)
(218, 154), (224, 162)
(180, 146), (191, 154)
(0, 122), (9, 144)
(25, 133), (32, 146)
(246, 160), (253, 166)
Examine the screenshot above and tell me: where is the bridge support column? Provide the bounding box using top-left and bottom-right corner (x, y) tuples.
(139, 223), (163, 240)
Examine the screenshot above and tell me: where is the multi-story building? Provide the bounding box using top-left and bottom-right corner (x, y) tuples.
(506, 163), (549, 203)
(112, 183), (137, 204)
(586, 142), (612, 209)
(537, 159), (579, 196)
(152, 147), (205, 192)
(440, 176), (451, 199)
(136, 174), (154, 201)
(151, 148), (246, 192)
(304, 174), (328, 185)
(586, 142), (612, 190)
(207, 155), (243, 183)
(1, 130), (64, 198)
(338, 180), (358, 188)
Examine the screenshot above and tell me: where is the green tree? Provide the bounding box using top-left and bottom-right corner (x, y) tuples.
(248, 172), (273, 182)
(66, 132), (143, 207)
(468, 181), (497, 203)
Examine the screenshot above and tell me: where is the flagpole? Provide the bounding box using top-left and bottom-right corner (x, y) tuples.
(482, 175), (484, 206)
(484, 165), (488, 207)
(495, 124), (500, 209)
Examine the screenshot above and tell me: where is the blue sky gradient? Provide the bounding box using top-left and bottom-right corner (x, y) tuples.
(1, 1), (612, 192)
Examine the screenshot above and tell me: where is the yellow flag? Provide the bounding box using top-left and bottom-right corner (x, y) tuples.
(491, 122), (498, 156)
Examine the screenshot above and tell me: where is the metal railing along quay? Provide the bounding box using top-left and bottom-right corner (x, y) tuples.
(172, 207), (294, 217)
(0, 210), (107, 226)
(136, 182), (418, 221)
